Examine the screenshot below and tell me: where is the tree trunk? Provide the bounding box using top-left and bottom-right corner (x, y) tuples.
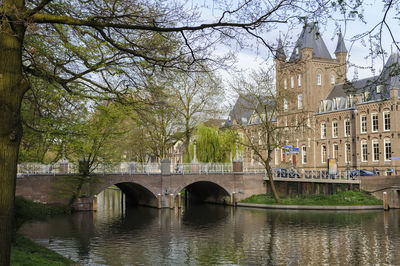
(266, 166), (280, 203)
(0, 1), (27, 264)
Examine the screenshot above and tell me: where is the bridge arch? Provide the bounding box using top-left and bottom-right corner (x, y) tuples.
(93, 181), (158, 208)
(173, 179), (232, 204)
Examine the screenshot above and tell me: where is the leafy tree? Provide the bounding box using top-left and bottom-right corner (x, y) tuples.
(190, 124), (238, 163)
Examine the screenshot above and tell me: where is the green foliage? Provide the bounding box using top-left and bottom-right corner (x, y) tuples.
(241, 191), (383, 206)
(14, 197), (70, 222)
(11, 234), (74, 266)
(188, 124), (239, 163)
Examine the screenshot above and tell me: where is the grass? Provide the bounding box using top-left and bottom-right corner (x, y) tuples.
(11, 197), (74, 265)
(240, 191), (383, 206)
(11, 234), (75, 266)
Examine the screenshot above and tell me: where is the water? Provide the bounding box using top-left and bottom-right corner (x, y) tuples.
(20, 189), (400, 265)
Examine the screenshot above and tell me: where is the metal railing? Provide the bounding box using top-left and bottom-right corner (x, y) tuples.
(17, 161), (360, 181)
(171, 163), (233, 174)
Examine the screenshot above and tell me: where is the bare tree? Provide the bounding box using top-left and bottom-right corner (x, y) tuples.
(230, 68), (307, 202)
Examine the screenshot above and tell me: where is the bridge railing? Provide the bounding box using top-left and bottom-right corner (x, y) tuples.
(243, 164), (358, 180)
(17, 162), (78, 176)
(172, 163), (233, 174)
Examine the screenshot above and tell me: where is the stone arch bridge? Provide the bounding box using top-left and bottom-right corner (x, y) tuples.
(16, 171), (265, 209)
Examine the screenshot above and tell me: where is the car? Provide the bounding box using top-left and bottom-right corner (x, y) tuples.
(349, 169), (376, 177)
(274, 168), (300, 178)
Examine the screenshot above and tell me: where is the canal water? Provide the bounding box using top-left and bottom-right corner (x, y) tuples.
(20, 188), (400, 265)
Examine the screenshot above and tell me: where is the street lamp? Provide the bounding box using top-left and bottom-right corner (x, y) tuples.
(192, 139), (198, 163)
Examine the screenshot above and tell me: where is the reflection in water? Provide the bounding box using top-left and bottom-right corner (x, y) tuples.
(19, 188), (400, 265)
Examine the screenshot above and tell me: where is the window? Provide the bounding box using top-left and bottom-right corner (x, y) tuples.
(281, 149), (286, 162)
(333, 144), (338, 160)
(302, 146), (307, 164)
(296, 47), (299, 55)
(361, 140), (368, 162)
(331, 74), (335, 84)
(298, 94), (303, 109)
(317, 73), (321, 85)
(384, 138), (391, 161)
(345, 143), (351, 163)
(258, 132), (262, 145)
(361, 115), (367, 133)
(283, 98), (288, 112)
(371, 113), (378, 132)
(284, 78), (287, 90)
(290, 76), (294, 88)
(372, 140), (379, 161)
(383, 111), (390, 131)
(298, 74), (302, 86)
(332, 121), (338, 138)
(321, 145), (327, 163)
(344, 119), (350, 137)
(321, 123), (326, 139)
(377, 85), (383, 93)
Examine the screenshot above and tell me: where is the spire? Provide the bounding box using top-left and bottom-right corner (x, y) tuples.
(335, 32), (347, 54)
(275, 37), (286, 60)
(289, 22), (332, 61)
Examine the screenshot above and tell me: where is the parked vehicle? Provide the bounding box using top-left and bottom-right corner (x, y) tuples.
(274, 168), (300, 178)
(349, 169), (376, 177)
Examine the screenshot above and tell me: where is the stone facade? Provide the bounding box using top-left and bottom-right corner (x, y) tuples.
(230, 24), (400, 175)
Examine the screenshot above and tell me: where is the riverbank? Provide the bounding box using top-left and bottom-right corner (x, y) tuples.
(240, 191), (383, 209)
(11, 197), (75, 265)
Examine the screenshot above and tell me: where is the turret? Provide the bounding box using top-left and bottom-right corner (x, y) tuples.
(334, 32), (347, 83)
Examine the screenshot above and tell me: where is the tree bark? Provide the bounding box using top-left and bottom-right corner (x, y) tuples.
(0, 1), (27, 265)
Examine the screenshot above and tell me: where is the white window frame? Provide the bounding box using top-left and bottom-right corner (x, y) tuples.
(298, 94), (303, 110)
(290, 76), (294, 88)
(383, 111), (390, 131)
(361, 140), (368, 162)
(283, 98), (288, 112)
(345, 143), (351, 163)
(333, 144), (338, 159)
(284, 78), (287, 90)
(360, 115), (367, 133)
(321, 145), (327, 163)
(344, 119), (350, 137)
(298, 74), (302, 86)
(330, 74), (335, 84)
(332, 121), (338, 138)
(317, 73), (321, 85)
(258, 132), (262, 145)
(384, 138), (391, 161)
(372, 139), (379, 162)
(321, 123), (326, 139)
(302, 146), (307, 164)
(371, 113), (378, 132)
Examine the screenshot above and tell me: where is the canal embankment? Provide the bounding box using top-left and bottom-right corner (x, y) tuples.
(239, 191), (384, 210)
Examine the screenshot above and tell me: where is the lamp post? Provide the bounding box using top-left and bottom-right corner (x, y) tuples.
(192, 139), (198, 163)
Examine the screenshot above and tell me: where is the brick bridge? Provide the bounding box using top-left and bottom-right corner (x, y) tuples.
(17, 160), (382, 209)
(16, 172), (265, 209)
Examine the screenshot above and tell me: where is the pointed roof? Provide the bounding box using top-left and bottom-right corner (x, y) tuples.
(335, 32), (347, 54)
(275, 38), (286, 60)
(289, 23), (332, 61)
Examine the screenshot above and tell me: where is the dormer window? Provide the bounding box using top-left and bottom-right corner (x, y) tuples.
(377, 85), (383, 93)
(362, 91), (370, 102)
(296, 47), (299, 55)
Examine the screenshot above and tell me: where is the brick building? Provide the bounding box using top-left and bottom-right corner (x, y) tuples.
(228, 23), (400, 175)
